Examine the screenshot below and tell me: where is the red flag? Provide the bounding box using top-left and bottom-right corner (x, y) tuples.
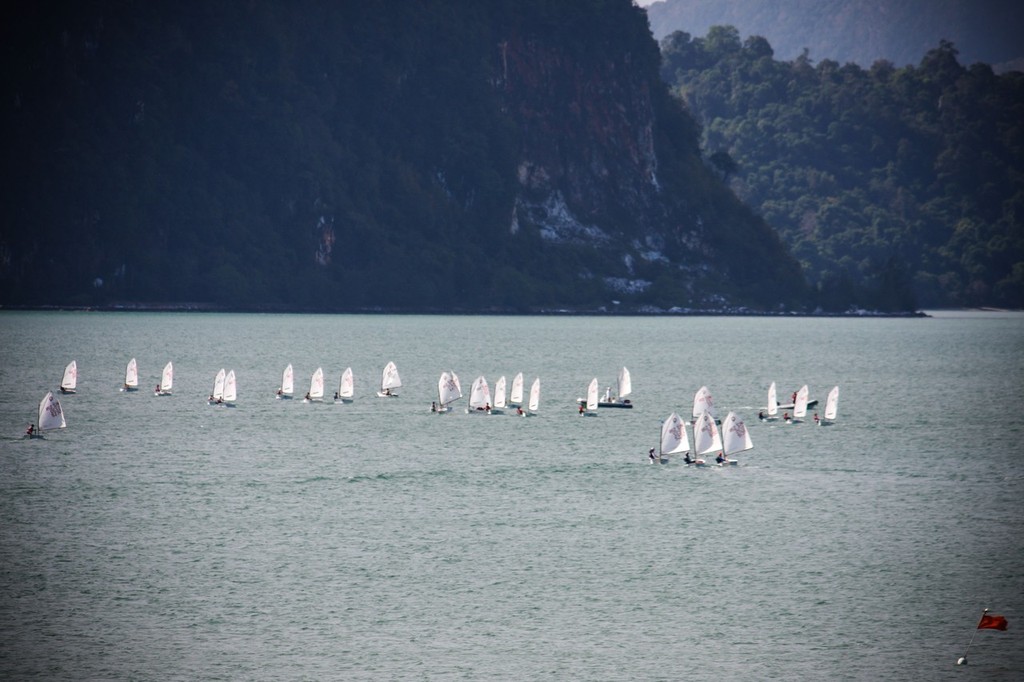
(978, 614), (1008, 631)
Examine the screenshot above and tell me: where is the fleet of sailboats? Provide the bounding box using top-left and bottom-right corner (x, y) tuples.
(26, 359), (837, 466)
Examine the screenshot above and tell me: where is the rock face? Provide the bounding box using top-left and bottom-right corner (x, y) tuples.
(0, 0), (805, 311)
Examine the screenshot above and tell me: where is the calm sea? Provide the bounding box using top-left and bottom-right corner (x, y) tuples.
(1, 311), (1021, 680)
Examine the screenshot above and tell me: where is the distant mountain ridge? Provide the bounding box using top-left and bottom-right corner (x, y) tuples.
(646, 0), (1024, 71)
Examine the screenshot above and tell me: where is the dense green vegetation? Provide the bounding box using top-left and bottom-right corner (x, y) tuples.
(0, 1), (806, 312)
(646, 0), (1024, 72)
(661, 27), (1024, 308)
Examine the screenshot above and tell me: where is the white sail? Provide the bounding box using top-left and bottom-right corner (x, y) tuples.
(586, 378), (599, 411)
(468, 375), (491, 410)
(824, 385), (839, 421)
(722, 411), (753, 456)
(493, 376), (507, 409)
(509, 372), (524, 405)
(339, 367), (354, 399)
(125, 358), (138, 389)
(794, 384), (809, 418)
(767, 381), (778, 416)
(212, 368), (226, 400)
(309, 367), (324, 400)
(61, 361), (77, 393)
(159, 361), (173, 394)
(694, 410), (722, 456)
(692, 385), (715, 420)
(618, 367), (632, 399)
(380, 361), (401, 393)
(528, 377), (541, 412)
(438, 371), (462, 408)
(37, 391), (66, 432)
(660, 412), (689, 456)
(223, 370), (237, 403)
(280, 364), (294, 397)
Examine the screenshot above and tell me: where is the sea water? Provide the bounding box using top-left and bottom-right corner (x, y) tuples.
(0, 311), (1021, 680)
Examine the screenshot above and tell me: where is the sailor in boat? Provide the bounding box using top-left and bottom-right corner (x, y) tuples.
(383, 388), (392, 396)
(684, 453), (693, 465)
(334, 391), (340, 400)
(716, 452), (728, 465)
(304, 392), (311, 401)
(485, 403), (491, 414)
(758, 410), (765, 421)
(276, 388), (283, 397)
(813, 412), (820, 425)
(517, 406), (524, 416)
(604, 386), (613, 402)
(783, 411), (790, 422)
(431, 401), (437, 413)
(25, 424), (35, 437)
(578, 404), (585, 415)
(648, 447), (656, 463)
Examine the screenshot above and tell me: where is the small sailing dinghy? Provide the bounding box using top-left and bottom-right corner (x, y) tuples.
(579, 378), (599, 416)
(305, 367), (324, 402)
(154, 361), (173, 396)
(819, 385), (839, 425)
(692, 411), (721, 467)
(526, 377), (540, 416)
(435, 371), (462, 413)
(123, 358), (139, 392)
(277, 364), (294, 399)
(27, 391), (66, 438)
(467, 375), (492, 414)
(209, 368), (226, 404)
(760, 381), (779, 421)
(492, 375), (507, 414)
(692, 386), (717, 423)
(222, 370), (237, 407)
(719, 411), (751, 465)
(334, 367), (354, 403)
(508, 372), (525, 409)
(656, 412), (690, 464)
(60, 360), (77, 394)
(377, 361), (401, 397)
(599, 367), (633, 408)
(788, 384), (809, 423)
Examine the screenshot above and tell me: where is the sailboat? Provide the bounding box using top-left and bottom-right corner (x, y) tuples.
(692, 411), (720, 467)
(819, 385), (839, 425)
(467, 375), (492, 414)
(27, 391), (66, 438)
(692, 385), (717, 423)
(277, 364), (294, 399)
(598, 366), (633, 408)
(60, 360), (77, 394)
(222, 370), (237, 407)
(788, 384), (809, 423)
(435, 371), (462, 413)
(123, 358), (139, 392)
(656, 412), (690, 464)
(760, 381), (779, 421)
(155, 361), (173, 396)
(720, 411), (751, 465)
(580, 378), (599, 416)
(377, 361), (401, 397)
(209, 368), (226, 404)
(508, 372), (525, 408)
(526, 377), (540, 416)
(305, 367), (324, 402)
(334, 367), (354, 403)
(492, 376), (507, 414)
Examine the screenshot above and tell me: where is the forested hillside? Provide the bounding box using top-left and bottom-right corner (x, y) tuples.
(0, 0), (806, 312)
(661, 27), (1024, 308)
(646, 0), (1024, 72)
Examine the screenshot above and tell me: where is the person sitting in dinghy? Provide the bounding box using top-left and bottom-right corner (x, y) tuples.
(26, 424), (35, 437)
(716, 452), (727, 464)
(758, 410), (765, 421)
(684, 453), (693, 464)
(813, 412), (820, 424)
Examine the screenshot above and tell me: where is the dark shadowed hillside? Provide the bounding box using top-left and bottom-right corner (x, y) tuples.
(0, 0), (807, 312)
